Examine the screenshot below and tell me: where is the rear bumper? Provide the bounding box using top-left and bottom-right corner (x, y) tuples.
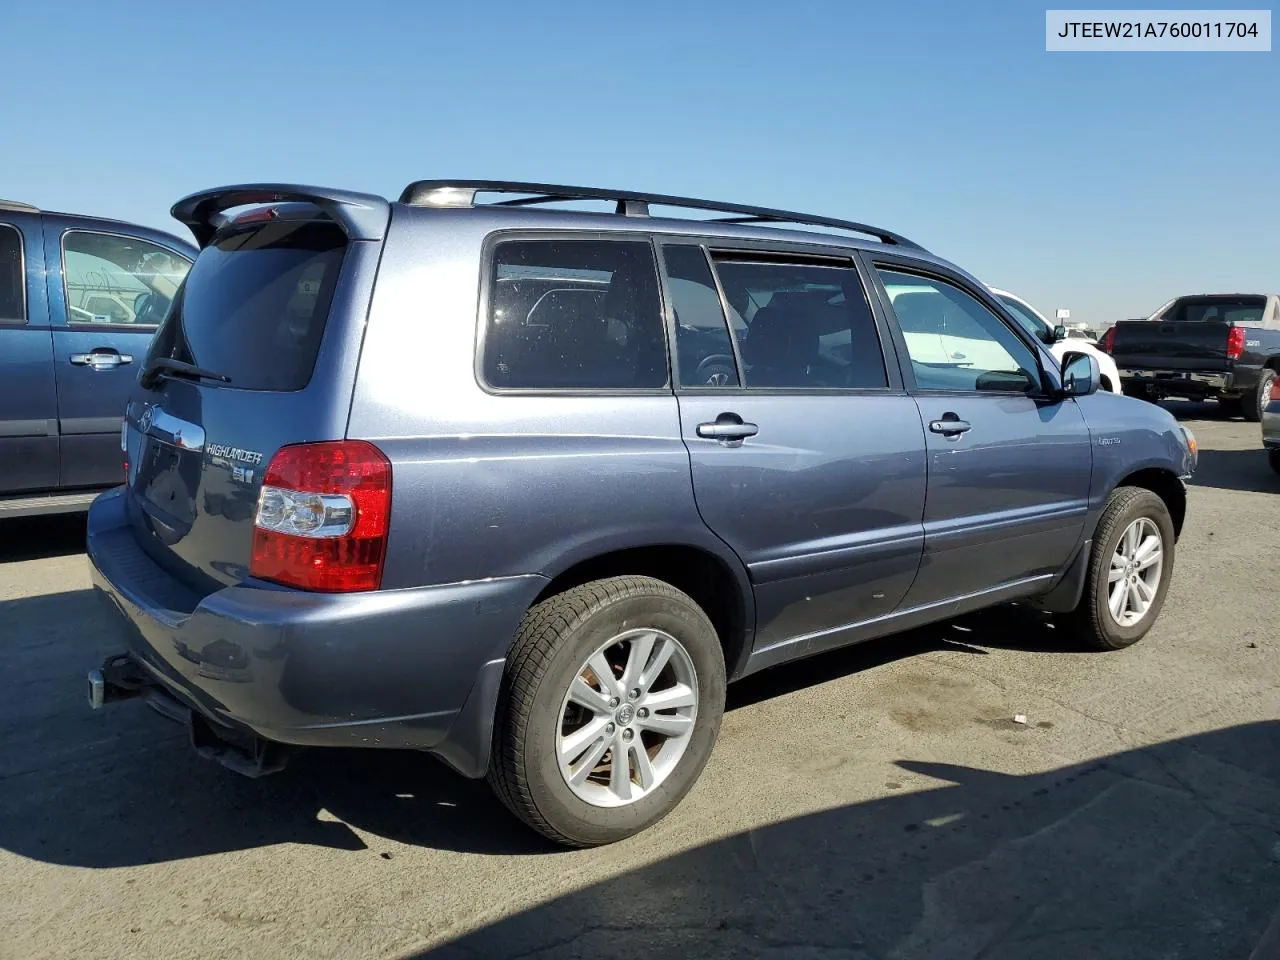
(1118, 368), (1235, 397)
(86, 488), (547, 777)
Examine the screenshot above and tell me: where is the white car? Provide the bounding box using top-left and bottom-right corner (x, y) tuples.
(987, 287), (1122, 394)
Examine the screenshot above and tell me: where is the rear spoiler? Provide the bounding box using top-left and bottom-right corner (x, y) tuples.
(171, 184), (390, 247)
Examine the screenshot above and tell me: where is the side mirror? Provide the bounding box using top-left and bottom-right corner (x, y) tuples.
(1060, 351), (1100, 398)
(1052, 324), (1068, 342)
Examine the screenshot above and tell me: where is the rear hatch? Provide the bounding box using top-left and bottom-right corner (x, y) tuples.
(121, 189), (388, 596)
(1108, 295), (1267, 371)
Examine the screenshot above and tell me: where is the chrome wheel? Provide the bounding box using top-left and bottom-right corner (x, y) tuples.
(1107, 517), (1164, 627)
(556, 628), (698, 808)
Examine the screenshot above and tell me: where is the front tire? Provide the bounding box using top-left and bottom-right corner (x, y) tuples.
(488, 576), (726, 847)
(1061, 487), (1176, 651)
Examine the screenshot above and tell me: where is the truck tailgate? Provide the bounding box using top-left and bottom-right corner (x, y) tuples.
(1109, 319), (1231, 371)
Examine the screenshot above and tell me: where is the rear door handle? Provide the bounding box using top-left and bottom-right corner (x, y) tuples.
(929, 417), (971, 436)
(697, 416), (759, 442)
(71, 349), (133, 370)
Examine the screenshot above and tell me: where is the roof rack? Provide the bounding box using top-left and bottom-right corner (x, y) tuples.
(0, 200), (39, 213)
(398, 180), (923, 249)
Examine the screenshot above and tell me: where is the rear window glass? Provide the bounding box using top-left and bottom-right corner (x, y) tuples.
(484, 239), (667, 390)
(1160, 295), (1267, 325)
(147, 220), (346, 391)
(0, 225), (22, 324)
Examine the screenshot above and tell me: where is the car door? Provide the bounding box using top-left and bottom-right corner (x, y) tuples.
(868, 259), (1093, 608)
(0, 210), (59, 496)
(45, 220), (191, 489)
(662, 241), (927, 664)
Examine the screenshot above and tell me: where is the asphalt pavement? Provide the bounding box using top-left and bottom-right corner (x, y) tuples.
(1, 402), (1278, 960)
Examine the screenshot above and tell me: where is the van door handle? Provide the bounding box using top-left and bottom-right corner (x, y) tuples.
(697, 414), (758, 442)
(71, 349), (133, 370)
(929, 416), (971, 436)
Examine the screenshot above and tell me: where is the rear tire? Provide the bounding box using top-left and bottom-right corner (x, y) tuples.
(1243, 369), (1276, 424)
(1060, 487), (1176, 651)
(488, 576), (726, 847)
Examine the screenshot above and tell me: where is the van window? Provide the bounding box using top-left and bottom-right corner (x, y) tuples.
(484, 239), (667, 390)
(63, 231), (191, 327)
(710, 258), (887, 389)
(0, 225), (22, 324)
(146, 220), (345, 392)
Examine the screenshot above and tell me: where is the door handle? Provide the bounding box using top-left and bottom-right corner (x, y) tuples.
(929, 416), (972, 436)
(697, 414), (758, 442)
(71, 350), (133, 370)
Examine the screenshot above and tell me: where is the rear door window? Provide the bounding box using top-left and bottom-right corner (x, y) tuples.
(483, 239), (668, 390)
(710, 257), (887, 389)
(1161, 295), (1268, 325)
(62, 231), (190, 327)
(0, 225), (23, 324)
(662, 244), (741, 388)
(146, 220), (346, 392)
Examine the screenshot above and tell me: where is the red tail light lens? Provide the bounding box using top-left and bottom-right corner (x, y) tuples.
(1270, 375), (1280, 402)
(1227, 327), (1245, 361)
(249, 440), (392, 592)
(1100, 327), (1117, 354)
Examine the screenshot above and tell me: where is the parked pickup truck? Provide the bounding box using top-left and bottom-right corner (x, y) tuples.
(1102, 293), (1280, 422)
(0, 199), (195, 518)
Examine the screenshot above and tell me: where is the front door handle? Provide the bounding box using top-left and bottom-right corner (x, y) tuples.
(71, 349), (133, 370)
(697, 414), (758, 442)
(929, 416), (972, 436)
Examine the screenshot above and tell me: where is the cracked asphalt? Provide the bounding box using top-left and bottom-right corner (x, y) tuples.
(1, 401), (1278, 960)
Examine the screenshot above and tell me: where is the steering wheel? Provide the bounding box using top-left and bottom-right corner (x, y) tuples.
(133, 292), (156, 325)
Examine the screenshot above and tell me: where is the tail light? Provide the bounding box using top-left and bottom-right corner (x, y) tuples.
(1227, 327), (1245, 361)
(249, 440), (392, 592)
(121, 420), (129, 481)
(1270, 375), (1280, 402)
(1100, 327), (1117, 354)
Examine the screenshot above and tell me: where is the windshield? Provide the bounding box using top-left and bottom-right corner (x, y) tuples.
(996, 294), (1051, 341)
(146, 220), (347, 391)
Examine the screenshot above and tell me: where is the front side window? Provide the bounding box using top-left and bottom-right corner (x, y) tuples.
(996, 294), (1051, 343)
(878, 269), (1041, 394)
(710, 258), (887, 389)
(0, 225), (23, 324)
(484, 239), (667, 390)
(63, 231), (191, 327)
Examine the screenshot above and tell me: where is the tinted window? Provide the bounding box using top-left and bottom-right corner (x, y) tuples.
(146, 220), (345, 392)
(1159, 295), (1268, 326)
(879, 269), (1041, 394)
(484, 240), (667, 389)
(710, 259), (886, 389)
(63, 231), (190, 327)
(663, 245), (740, 387)
(0, 225), (22, 324)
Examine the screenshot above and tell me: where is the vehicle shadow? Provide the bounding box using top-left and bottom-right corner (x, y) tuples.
(421, 721), (1280, 959)
(0, 514), (89, 564)
(1186, 447), (1279, 494)
(0, 585), (1099, 872)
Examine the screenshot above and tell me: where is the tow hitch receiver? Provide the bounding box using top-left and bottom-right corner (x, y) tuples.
(87, 654), (151, 710)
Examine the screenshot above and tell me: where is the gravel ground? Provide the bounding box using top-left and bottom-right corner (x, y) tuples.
(1, 401), (1277, 960)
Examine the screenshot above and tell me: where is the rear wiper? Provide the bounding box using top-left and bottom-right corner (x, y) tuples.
(140, 357), (232, 389)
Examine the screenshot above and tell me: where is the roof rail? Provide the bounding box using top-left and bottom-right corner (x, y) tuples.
(171, 183), (390, 247)
(398, 180), (923, 249)
(0, 200), (39, 213)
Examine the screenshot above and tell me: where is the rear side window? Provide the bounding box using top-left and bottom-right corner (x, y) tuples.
(483, 239), (667, 390)
(0, 225), (22, 324)
(663, 244), (741, 388)
(711, 258), (887, 389)
(63, 231), (190, 327)
(147, 220), (346, 392)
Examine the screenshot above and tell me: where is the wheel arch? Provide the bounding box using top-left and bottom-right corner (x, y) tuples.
(531, 542), (756, 681)
(1115, 467), (1186, 539)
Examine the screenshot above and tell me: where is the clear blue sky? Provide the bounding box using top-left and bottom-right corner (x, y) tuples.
(1, 0), (1275, 327)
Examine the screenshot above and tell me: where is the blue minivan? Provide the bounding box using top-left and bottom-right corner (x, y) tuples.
(0, 199), (195, 515)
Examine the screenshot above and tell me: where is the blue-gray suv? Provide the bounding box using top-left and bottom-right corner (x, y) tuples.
(86, 181), (1198, 846)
